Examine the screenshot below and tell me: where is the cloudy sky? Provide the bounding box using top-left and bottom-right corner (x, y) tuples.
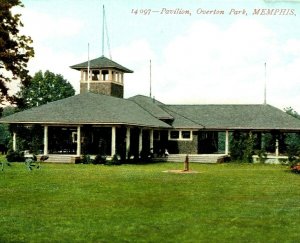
(15, 0), (300, 111)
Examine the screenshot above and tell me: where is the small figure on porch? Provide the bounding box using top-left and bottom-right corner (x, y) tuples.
(149, 148), (154, 158)
(164, 149), (169, 157)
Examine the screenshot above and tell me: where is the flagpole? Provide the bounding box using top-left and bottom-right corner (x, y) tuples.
(88, 43), (90, 92)
(264, 62), (266, 105)
(150, 59), (152, 98)
(102, 5), (105, 56)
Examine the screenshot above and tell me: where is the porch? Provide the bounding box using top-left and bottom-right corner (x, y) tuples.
(37, 153), (229, 164)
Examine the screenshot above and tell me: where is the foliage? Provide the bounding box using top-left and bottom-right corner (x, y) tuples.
(17, 70), (75, 109)
(6, 150), (24, 162)
(0, 155), (10, 171)
(92, 154), (106, 164)
(0, 107), (16, 150)
(105, 154), (121, 165)
(255, 149), (267, 163)
(230, 131), (255, 162)
(24, 155), (39, 171)
(286, 143), (300, 165)
(9, 124), (43, 153)
(0, 0), (34, 105)
(81, 154), (92, 164)
(284, 106), (300, 119)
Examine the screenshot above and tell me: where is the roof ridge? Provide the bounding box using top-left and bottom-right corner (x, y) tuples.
(128, 99), (171, 127)
(160, 105), (205, 128)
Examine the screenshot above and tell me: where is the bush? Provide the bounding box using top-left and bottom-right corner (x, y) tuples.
(230, 132), (254, 163)
(287, 143), (300, 163)
(255, 149), (267, 163)
(81, 154), (92, 164)
(93, 154), (106, 165)
(6, 150), (25, 162)
(105, 154), (121, 166)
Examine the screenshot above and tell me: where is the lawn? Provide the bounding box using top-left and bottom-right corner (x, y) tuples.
(0, 161), (299, 242)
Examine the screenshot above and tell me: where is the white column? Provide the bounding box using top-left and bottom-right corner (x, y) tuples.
(150, 129), (154, 151)
(275, 138), (279, 157)
(139, 128), (143, 155)
(225, 130), (229, 155)
(126, 127), (130, 159)
(76, 126), (81, 156)
(80, 70), (83, 81)
(111, 126), (116, 156)
(43, 125), (48, 155)
(13, 132), (17, 151)
(108, 70), (113, 81)
(121, 73), (124, 84)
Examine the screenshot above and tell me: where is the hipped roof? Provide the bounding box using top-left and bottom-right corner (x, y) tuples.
(2, 93), (300, 131)
(130, 95), (300, 131)
(0, 93), (169, 128)
(70, 56), (133, 73)
(164, 104), (300, 131)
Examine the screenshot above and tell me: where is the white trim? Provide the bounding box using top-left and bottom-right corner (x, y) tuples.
(225, 130), (229, 155)
(168, 130), (193, 141)
(111, 126), (116, 156)
(76, 126), (81, 156)
(13, 132), (17, 151)
(44, 125), (48, 155)
(80, 80), (124, 86)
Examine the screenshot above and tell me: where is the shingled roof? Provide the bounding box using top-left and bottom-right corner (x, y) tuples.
(0, 93), (169, 128)
(128, 95), (174, 120)
(2, 93), (300, 131)
(70, 56), (133, 73)
(163, 104), (300, 131)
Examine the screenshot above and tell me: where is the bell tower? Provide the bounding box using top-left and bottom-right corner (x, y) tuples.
(70, 56), (133, 98)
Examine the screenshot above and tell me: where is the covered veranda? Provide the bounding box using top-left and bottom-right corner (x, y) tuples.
(11, 123), (159, 163)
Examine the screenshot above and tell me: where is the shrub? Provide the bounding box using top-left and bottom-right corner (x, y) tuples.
(287, 143), (300, 163)
(93, 154), (106, 165)
(81, 154), (92, 164)
(230, 132), (254, 162)
(255, 149), (267, 163)
(6, 150), (25, 162)
(105, 154), (121, 166)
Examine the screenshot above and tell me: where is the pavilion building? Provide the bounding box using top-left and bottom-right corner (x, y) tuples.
(1, 56), (300, 163)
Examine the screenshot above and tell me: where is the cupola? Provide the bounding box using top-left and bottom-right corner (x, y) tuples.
(71, 56), (133, 98)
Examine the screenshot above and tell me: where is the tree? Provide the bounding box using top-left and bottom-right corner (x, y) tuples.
(284, 107), (300, 162)
(284, 107), (300, 119)
(0, 0), (34, 105)
(18, 70), (75, 109)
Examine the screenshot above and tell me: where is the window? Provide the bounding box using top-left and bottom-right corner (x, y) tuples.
(170, 131), (180, 139)
(182, 131), (191, 139)
(101, 70), (109, 81)
(154, 130), (160, 140)
(168, 130), (193, 141)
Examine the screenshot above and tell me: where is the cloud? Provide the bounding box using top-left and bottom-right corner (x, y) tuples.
(19, 8), (83, 42)
(9, 8), (85, 94)
(12, 5), (300, 113)
(123, 19), (300, 112)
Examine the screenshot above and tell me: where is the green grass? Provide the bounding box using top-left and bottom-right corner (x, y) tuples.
(0, 162), (300, 242)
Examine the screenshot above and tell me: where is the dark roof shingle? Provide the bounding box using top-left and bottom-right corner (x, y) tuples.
(0, 93), (169, 128)
(70, 56), (133, 73)
(164, 104), (300, 130)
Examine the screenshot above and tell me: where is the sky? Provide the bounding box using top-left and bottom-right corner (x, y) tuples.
(13, 0), (300, 112)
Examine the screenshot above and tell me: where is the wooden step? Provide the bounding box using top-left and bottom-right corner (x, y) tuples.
(152, 154), (228, 163)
